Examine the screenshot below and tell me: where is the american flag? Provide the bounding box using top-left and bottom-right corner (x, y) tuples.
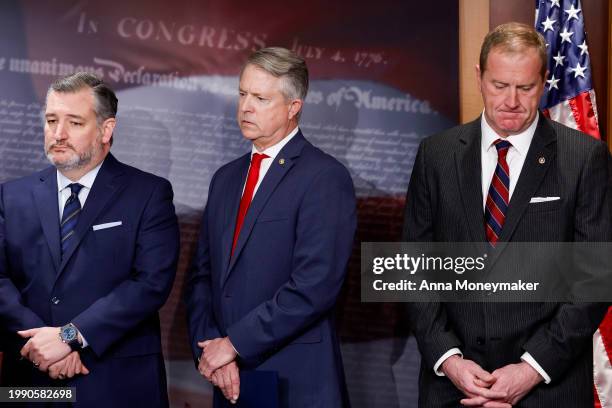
(535, 1), (611, 406)
(536, 0), (600, 139)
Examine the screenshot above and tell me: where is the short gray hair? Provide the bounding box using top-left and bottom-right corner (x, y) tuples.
(47, 72), (118, 125)
(241, 47), (309, 102)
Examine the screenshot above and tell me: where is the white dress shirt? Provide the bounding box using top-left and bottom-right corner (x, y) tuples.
(433, 112), (551, 384)
(244, 126), (300, 197)
(57, 162), (103, 219)
(480, 112), (537, 209)
(56, 160), (104, 348)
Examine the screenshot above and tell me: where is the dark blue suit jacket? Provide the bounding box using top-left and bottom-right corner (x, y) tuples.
(0, 154), (180, 407)
(185, 132), (357, 407)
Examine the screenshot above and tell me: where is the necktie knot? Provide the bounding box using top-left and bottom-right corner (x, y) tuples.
(251, 153), (269, 166)
(68, 183), (84, 197)
(493, 139), (512, 153)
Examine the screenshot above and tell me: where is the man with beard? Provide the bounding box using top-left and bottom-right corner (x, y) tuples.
(0, 72), (179, 407)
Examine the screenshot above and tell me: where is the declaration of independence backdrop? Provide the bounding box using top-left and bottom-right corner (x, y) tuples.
(0, 1), (458, 406)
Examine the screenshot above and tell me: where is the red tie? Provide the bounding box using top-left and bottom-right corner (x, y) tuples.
(232, 153), (269, 256)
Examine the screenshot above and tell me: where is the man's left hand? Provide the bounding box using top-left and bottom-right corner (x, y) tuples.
(18, 327), (71, 371)
(462, 362), (543, 406)
(211, 361), (240, 404)
(198, 337), (237, 380)
(48, 351), (90, 380)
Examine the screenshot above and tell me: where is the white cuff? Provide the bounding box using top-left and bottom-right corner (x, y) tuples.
(71, 323), (88, 348)
(521, 352), (551, 384)
(228, 337), (240, 357)
(434, 348), (463, 376)
(80, 334), (89, 348)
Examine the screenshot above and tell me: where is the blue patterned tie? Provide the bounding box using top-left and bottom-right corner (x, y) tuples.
(61, 183), (83, 258)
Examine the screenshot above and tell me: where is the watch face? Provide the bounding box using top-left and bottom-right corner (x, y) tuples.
(61, 326), (77, 342)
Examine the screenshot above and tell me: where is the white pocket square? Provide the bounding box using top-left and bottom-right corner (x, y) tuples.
(529, 197), (560, 203)
(92, 221), (122, 231)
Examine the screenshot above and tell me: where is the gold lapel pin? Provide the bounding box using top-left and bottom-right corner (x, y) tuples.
(279, 158), (285, 165)
(538, 157), (546, 164)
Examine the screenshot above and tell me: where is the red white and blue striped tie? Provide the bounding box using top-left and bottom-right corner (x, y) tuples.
(485, 139), (511, 246)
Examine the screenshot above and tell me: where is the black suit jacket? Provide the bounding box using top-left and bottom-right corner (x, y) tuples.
(403, 115), (612, 407)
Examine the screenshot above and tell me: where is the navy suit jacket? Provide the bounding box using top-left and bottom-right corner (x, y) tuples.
(185, 131), (357, 407)
(0, 153), (180, 407)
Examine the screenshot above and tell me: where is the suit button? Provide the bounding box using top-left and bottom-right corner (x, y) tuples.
(51, 297), (60, 305)
(476, 337), (485, 345)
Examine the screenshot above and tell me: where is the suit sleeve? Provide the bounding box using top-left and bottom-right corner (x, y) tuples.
(402, 140), (462, 371)
(184, 173), (222, 364)
(0, 183), (46, 332)
(522, 140), (612, 383)
(71, 178), (180, 357)
(225, 163), (357, 361)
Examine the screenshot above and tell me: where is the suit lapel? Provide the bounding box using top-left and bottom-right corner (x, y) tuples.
(220, 154), (250, 276)
(487, 115), (556, 267)
(222, 132), (307, 284)
(33, 167), (61, 272)
(499, 115), (555, 242)
(57, 154), (126, 276)
(455, 119), (487, 243)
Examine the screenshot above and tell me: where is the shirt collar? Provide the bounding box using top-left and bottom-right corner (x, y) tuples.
(250, 126), (299, 160)
(57, 160), (104, 192)
(481, 111), (538, 156)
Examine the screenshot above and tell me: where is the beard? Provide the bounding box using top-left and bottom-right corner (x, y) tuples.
(45, 134), (102, 171)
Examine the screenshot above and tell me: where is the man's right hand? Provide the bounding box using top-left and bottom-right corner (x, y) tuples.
(47, 351), (89, 380)
(441, 355), (509, 407)
(198, 337), (237, 380)
(210, 361), (240, 404)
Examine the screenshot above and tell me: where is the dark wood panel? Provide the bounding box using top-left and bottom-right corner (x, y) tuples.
(490, 0), (533, 27)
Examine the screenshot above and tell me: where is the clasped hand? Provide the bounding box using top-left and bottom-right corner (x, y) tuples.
(442, 355), (543, 407)
(18, 327), (89, 380)
(197, 337), (240, 404)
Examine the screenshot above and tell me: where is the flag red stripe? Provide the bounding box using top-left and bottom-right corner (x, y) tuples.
(567, 91), (601, 140)
(599, 307), (612, 364)
(594, 384), (602, 408)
